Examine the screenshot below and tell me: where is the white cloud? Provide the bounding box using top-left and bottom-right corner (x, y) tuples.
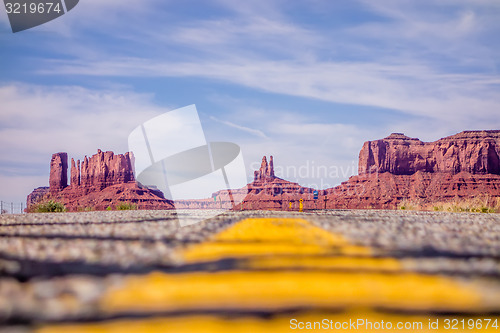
(209, 116), (268, 139)
(20, 0), (500, 131)
(0, 83), (172, 203)
(3, 0), (500, 203)
(40, 57), (500, 131)
(203, 104), (376, 190)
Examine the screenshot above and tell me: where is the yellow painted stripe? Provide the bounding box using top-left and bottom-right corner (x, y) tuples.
(97, 218), (482, 314)
(38, 312), (500, 333)
(181, 218), (371, 262)
(37, 217), (494, 333)
(99, 270), (481, 313)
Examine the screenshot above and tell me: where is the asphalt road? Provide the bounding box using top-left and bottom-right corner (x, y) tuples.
(0, 210), (499, 332)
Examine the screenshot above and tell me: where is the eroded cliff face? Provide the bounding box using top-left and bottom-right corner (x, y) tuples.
(78, 150), (135, 189)
(28, 130), (500, 212)
(175, 156), (317, 210)
(28, 150), (173, 212)
(253, 156), (275, 182)
(359, 131), (500, 176)
(335, 130), (500, 209)
(172, 130), (500, 211)
(324, 171), (500, 209)
(49, 153), (68, 192)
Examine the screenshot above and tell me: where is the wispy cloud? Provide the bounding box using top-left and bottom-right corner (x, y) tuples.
(2, 0), (500, 202)
(0, 83), (171, 201)
(209, 116), (268, 139)
(39, 57), (500, 131)
(28, 0), (500, 132)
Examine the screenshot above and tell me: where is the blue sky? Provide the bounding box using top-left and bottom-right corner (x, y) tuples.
(1, 0), (500, 204)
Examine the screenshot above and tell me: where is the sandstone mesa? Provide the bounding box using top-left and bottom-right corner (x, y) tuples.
(27, 130), (500, 211)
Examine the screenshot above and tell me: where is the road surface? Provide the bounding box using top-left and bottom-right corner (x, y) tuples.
(0, 210), (499, 332)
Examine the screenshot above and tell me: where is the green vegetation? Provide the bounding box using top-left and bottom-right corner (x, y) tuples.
(34, 200), (66, 213)
(103, 202), (137, 211)
(116, 202), (137, 210)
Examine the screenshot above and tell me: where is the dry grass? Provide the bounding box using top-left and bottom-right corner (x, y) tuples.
(399, 196), (500, 213)
(30, 200), (67, 213)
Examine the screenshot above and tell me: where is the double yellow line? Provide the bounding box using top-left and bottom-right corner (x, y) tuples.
(39, 218), (496, 333)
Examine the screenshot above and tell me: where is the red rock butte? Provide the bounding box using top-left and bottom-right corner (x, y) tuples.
(327, 130), (500, 209)
(177, 130), (500, 210)
(174, 155), (315, 210)
(27, 130), (500, 211)
(28, 150), (174, 212)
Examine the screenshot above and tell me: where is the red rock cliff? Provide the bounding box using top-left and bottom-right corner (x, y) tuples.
(176, 156), (316, 210)
(49, 153), (68, 192)
(76, 149), (135, 189)
(359, 131), (500, 175)
(28, 150), (173, 212)
(330, 130), (500, 209)
(253, 156), (275, 182)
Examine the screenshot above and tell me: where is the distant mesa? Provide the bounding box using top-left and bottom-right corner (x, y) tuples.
(175, 155), (315, 210)
(27, 130), (500, 212)
(333, 129), (500, 209)
(360, 130), (500, 175)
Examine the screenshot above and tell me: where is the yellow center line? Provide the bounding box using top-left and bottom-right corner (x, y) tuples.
(181, 218), (372, 262)
(37, 217), (495, 333)
(97, 218), (482, 313)
(99, 270), (480, 313)
(38, 312), (500, 333)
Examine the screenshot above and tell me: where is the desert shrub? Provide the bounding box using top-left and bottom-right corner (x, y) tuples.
(398, 200), (421, 211)
(106, 206), (112, 211)
(403, 196), (499, 214)
(34, 200), (66, 213)
(432, 197), (498, 214)
(494, 198), (500, 213)
(116, 202), (137, 210)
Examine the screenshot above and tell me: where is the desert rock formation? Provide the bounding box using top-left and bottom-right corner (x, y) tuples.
(27, 130), (500, 212)
(49, 152), (68, 192)
(175, 156), (318, 210)
(27, 150), (174, 212)
(330, 130), (500, 209)
(359, 131), (500, 175)
(179, 131), (500, 210)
